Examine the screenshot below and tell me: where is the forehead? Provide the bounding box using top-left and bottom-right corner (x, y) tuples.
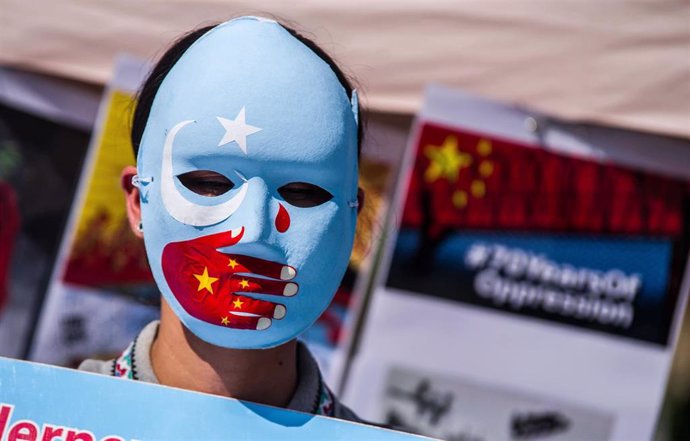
(145, 18), (357, 165)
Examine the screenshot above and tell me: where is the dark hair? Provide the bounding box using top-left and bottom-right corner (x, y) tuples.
(131, 21), (363, 158)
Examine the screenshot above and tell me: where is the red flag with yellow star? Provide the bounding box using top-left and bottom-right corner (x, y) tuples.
(404, 122), (688, 237)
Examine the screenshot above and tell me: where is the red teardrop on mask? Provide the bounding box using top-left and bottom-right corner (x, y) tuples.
(275, 203), (290, 233)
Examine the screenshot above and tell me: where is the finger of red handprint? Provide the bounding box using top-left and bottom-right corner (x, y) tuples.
(227, 294), (286, 320)
(224, 254), (297, 280)
(170, 272), (284, 328)
(191, 280), (285, 320)
(218, 313), (273, 330)
(228, 274), (299, 297)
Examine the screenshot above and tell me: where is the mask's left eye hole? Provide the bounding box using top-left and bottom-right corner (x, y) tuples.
(178, 170), (235, 197)
(278, 182), (333, 208)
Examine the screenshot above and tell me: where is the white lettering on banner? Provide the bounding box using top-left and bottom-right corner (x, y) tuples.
(466, 243), (642, 329)
(475, 269), (634, 328)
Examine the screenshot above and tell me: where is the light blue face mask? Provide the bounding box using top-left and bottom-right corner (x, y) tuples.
(134, 17), (359, 349)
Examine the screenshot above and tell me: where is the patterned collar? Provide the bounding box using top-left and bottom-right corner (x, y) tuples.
(111, 340), (136, 380)
(111, 321), (335, 417)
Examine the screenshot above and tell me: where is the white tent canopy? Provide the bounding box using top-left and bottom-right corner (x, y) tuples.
(1, 0), (689, 138)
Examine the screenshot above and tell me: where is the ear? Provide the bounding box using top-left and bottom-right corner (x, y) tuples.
(121, 165), (143, 239)
(356, 187), (365, 215)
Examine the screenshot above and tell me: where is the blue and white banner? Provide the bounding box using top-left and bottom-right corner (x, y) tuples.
(0, 357), (428, 441)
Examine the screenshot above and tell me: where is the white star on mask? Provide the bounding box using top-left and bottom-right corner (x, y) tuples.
(216, 107), (262, 154)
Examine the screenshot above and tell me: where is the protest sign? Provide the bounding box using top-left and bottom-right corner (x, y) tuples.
(0, 356), (428, 440)
(344, 85), (690, 441)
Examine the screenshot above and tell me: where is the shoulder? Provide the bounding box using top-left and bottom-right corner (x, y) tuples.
(78, 320), (159, 382)
(325, 387), (364, 423)
(292, 341), (364, 423)
(78, 357), (115, 376)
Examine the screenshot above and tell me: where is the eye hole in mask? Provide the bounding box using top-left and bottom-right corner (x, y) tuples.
(278, 182), (333, 208)
(178, 170), (235, 197)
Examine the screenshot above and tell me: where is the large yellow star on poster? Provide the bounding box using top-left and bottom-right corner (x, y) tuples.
(424, 136), (472, 183)
(193, 267), (218, 294)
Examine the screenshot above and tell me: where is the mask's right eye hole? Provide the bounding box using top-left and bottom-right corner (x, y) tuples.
(178, 170), (235, 197)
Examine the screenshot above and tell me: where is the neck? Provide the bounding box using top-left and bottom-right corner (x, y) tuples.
(151, 300), (298, 407)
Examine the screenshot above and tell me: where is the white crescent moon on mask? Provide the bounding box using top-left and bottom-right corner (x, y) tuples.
(160, 120), (248, 227)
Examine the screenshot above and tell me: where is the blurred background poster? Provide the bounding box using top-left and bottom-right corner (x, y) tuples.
(0, 69), (96, 359)
(28, 56), (160, 366)
(343, 85), (690, 441)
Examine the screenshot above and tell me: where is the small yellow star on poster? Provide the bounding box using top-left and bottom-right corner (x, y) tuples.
(193, 267), (218, 294)
(221, 316), (230, 326)
(233, 298), (244, 309)
(453, 190), (468, 208)
(424, 135), (472, 183)
(239, 279), (250, 289)
(228, 258), (239, 269)
(477, 139), (492, 156)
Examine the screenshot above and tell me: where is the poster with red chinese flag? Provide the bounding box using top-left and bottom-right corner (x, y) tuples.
(343, 85), (690, 441)
(392, 120), (687, 346)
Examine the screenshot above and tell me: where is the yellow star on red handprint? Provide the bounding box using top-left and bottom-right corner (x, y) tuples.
(193, 267), (218, 294)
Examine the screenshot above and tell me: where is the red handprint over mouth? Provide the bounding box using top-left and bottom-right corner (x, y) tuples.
(161, 227), (298, 330)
